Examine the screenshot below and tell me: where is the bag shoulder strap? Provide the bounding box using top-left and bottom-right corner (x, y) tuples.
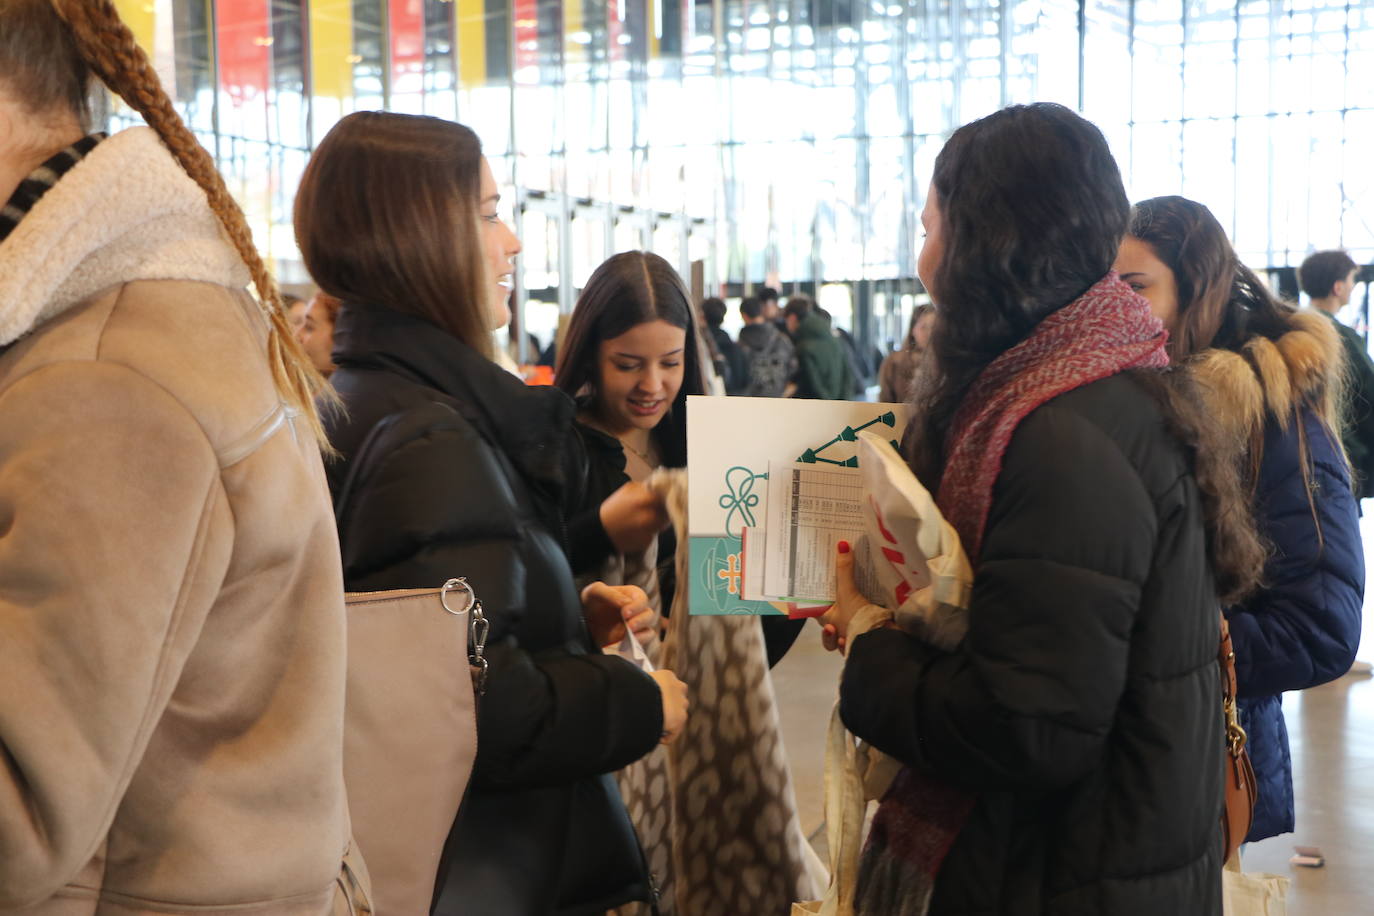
(1218, 614), (1246, 758)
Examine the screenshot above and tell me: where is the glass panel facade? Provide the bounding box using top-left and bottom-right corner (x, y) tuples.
(105, 0), (1374, 350)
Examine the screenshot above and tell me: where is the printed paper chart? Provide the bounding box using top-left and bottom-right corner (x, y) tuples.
(686, 395), (909, 615)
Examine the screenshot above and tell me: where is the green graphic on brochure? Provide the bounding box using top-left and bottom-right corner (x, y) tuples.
(718, 465), (768, 538)
(797, 411), (899, 467)
(687, 396), (909, 614)
(693, 465), (778, 615)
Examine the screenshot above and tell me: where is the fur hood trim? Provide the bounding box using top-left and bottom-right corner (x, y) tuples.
(0, 127), (250, 346)
(1189, 309), (1343, 441)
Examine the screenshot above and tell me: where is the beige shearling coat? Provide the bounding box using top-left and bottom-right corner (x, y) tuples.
(0, 128), (359, 913)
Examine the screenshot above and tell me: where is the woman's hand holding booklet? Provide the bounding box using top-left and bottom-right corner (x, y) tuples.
(819, 430), (972, 654)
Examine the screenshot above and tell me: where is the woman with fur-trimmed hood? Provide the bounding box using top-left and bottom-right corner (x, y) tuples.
(1117, 195), (1364, 844)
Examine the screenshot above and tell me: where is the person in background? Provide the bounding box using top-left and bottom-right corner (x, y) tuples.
(701, 296), (749, 395)
(818, 304), (873, 398)
(1118, 196), (1364, 844)
(879, 304), (935, 403)
(1299, 249), (1374, 500)
(297, 112), (687, 916)
(298, 289), (340, 377)
(784, 293), (849, 399)
(823, 104), (1246, 915)
(737, 294), (797, 397)
(283, 291), (307, 332)
(693, 299), (729, 395)
(758, 285), (782, 324)
(506, 324), (544, 367)
(1300, 250), (1374, 676)
(0, 0), (361, 909)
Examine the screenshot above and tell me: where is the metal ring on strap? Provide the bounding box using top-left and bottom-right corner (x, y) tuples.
(440, 577), (476, 615)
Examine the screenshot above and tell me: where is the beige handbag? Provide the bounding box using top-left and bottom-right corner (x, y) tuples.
(343, 578), (488, 915)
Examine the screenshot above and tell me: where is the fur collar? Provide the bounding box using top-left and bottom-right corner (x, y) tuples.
(1188, 309), (1343, 444)
(0, 127), (250, 346)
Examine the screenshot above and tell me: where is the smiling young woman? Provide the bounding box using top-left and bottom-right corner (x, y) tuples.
(556, 251), (708, 473)
(555, 251), (711, 602)
(297, 115), (687, 916)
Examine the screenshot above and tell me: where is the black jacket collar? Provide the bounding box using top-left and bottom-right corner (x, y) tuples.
(332, 301), (575, 489)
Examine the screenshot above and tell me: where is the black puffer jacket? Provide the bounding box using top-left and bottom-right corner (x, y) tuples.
(324, 303), (663, 916)
(841, 373), (1223, 915)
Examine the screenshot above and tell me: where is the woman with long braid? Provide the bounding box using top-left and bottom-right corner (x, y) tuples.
(0, 1), (362, 911)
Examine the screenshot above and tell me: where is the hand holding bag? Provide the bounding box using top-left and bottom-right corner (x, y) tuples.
(343, 578), (488, 915)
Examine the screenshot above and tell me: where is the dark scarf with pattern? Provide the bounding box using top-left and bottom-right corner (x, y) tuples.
(853, 272), (1169, 915)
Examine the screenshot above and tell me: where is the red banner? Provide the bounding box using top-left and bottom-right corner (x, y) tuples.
(390, 0), (426, 77)
(608, 0), (624, 63)
(515, 0), (539, 70)
(216, 0), (271, 104)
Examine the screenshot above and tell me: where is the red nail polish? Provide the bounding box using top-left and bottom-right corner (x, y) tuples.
(838, 540), (851, 554)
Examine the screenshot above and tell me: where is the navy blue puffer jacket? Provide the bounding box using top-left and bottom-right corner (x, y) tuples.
(1195, 312), (1365, 842)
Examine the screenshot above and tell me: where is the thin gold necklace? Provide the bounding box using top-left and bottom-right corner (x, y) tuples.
(581, 412), (658, 468)
(620, 434), (658, 468)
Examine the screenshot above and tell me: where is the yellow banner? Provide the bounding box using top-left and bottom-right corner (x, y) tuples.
(112, 0), (156, 53)
(310, 0), (354, 100)
(457, 0), (487, 88)
(648, 0), (659, 59)
(565, 0), (584, 64)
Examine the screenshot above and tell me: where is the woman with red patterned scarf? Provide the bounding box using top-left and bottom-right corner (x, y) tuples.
(820, 104), (1262, 915)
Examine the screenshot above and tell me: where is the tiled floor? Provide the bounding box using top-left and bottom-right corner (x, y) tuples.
(773, 568), (1374, 913)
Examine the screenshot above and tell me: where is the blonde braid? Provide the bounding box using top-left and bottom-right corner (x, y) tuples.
(49, 0), (336, 448)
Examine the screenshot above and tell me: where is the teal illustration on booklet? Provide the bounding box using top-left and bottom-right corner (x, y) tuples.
(690, 464), (776, 615)
(690, 535), (780, 615)
(686, 396), (909, 615)
(797, 411), (899, 467)
(719, 465), (767, 537)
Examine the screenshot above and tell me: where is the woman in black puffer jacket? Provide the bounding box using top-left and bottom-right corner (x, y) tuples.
(823, 104), (1264, 916)
(295, 111), (689, 916)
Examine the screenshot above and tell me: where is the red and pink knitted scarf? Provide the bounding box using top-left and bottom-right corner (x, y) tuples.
(853, 272), (1168, 915)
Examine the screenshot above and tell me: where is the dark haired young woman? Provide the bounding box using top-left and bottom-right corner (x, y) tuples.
(555, 252), (824, 913)
(1116, 195), (1363, 846)
(297, 113), (688, 915)
(820, 104), (1258, 914)
(556, 251), (710, 618)
(0, 0), (365, 909)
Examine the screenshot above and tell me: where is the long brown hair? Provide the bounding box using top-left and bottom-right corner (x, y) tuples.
(293, 111), (492, 360)
(904, 108), (1261, 604)
(1130, 195), (1344, 562)
(0, 0), (332, 445)
(1133, 369), (1264, 605)
(905, 104), (1131, 492)
(1127, 196), (1296, 363)
(1129, 196), (1347, 465)
(554, 251), (708, 467)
